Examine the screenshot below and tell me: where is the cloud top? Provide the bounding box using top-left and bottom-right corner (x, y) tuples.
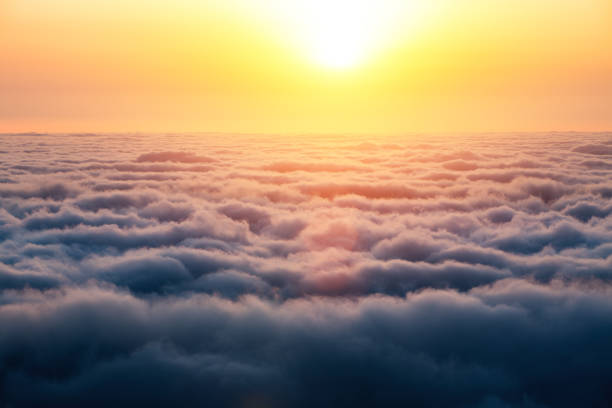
(0, 132), (611, 407)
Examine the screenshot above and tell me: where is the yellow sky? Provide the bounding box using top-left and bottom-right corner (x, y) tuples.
(1, 0), (611, 133)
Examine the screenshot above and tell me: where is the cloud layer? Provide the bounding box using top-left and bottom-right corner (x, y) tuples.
(1, 132), (611, 407)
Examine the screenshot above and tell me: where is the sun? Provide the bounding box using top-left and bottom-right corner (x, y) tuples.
(307, 24), (367, 70)
(273, 0), (413, 70)
(299, 0), (376, 69)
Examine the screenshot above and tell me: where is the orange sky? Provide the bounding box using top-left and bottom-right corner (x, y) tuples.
(1, 0), (611, 134)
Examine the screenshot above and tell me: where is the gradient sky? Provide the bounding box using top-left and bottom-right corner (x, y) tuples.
(1, 0), (611, 133)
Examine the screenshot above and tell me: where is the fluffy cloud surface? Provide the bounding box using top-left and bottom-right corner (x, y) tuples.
(0, 133), (611, 407)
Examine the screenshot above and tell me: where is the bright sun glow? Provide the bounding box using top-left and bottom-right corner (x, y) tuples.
(271, 0), (414, 70)
(300, 0), (378, 69)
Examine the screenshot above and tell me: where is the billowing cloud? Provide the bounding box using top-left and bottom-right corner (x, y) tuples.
(136, 151), (216, 163)
(0, 133), (611, 407)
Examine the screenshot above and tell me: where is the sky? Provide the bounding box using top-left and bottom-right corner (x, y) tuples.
(1, 0), (611, 133)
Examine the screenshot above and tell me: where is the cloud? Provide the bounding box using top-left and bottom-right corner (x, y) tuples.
(0, 133), (611, 407)
(0, 263), (61, 290)
(443, 160), (479, 171)
(299, 183), (437, 199)
(0, 183), (77, 201)
(565, 202), (612, 222)
(136, 151), (216, 163)
(486, 207), (515, 224)
(1, 282), (612, 407)
(572, 144), (612, 155)
(219, 203), (272, 233)
(138, 201), (193, 223)
(372, 232), (445, 261)
(260, 161), (367, 173)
